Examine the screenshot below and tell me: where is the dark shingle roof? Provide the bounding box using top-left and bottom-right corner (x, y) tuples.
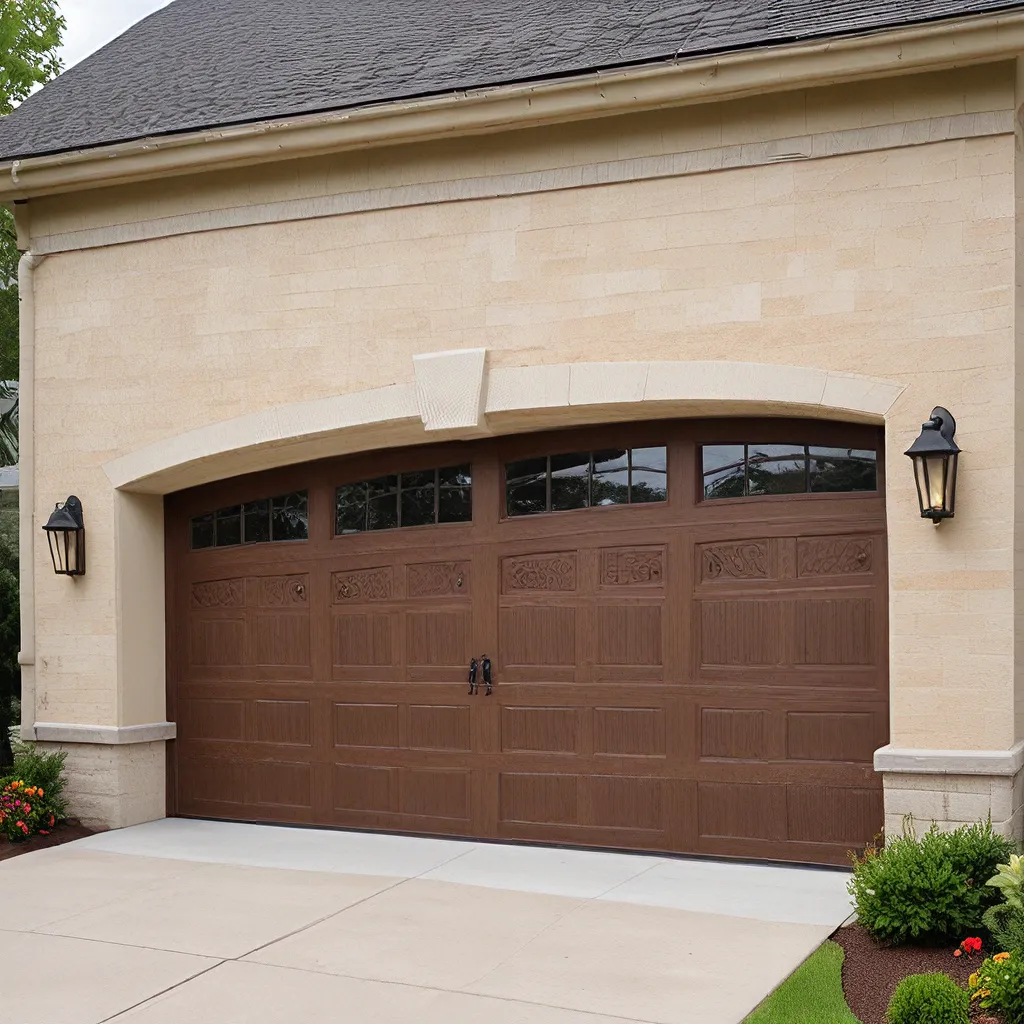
(0, 0), (1018, 162)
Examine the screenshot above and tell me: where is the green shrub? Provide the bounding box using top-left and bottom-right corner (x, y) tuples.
(849, 818), (1015, 944)
(970, 952), (1024, 1024)
(983, 901), (1024, 953)
(886, 973), (969, 1024)
(0, 748), (68, 817)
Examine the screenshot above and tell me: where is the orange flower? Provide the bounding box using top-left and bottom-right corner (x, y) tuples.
(38, 788), (44, 796)
(994, 952), (1012, 963)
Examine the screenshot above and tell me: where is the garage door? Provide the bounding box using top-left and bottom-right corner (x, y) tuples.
(166, 418), (888, 865)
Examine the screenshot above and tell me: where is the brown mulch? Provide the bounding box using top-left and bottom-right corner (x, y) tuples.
(833, 924), (1004, 1024)
(0, 821), (95, 861)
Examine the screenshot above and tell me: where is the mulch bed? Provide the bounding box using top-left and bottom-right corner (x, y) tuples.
(833, 923), (1003, 1024)
(0, 821), (95, 861)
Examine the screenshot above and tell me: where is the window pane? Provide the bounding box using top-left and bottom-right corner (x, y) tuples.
(809, 447), (877, 493)
(401, 486), (435, 527)
(550, 452), (590, 511)
(271, 491), (308, 541)
(506, 457), (547, 517)
(401, 470), (435, 490)
(630, 446), (667, 503)
(365, 475), (397, 531)
(747, 444), (807, 495)
(243, 499), (271, 544)
(592, 449), (629, 507)
(439, 464), (473, 522)
(440, 464), (472, 488)
(191, 513), (214, 550)
(335, 483), (367, 535)
(438, 485), (472, 523)
(215, 506), (242, 546)
(702, 445), (745, 499)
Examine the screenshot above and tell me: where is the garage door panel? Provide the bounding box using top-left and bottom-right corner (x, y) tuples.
(499, 606), (576, 668)
(501, 706), (581, 754)
(786, 710), (885, 763)
(596, 605), (662, 666)
(592, 707), (667, 758)
(599, 546), (666, 588)
(699, 782), (788, 842)
(501, 552), (578, 593)
(583, 776), (664, 831)
(254, 761), (314, 810)
(253, 614), (311, 668)
(797, 535), (876, 578)
(333, 702), (400, 748)
(190, 618), (246, 668)
(177, 698), (246, 742)
(332, 612), (394, 668)
(787, 785), (883, 844)
(406, 705), (472, 751)
(794, 598), (875, 666)
(700, 708), (775, 760)
(406, 609), (473, 667)
(500, 772), (578, 825)
(400, 768), (471, 820)
(333, 764), (398, 813)
(699, 600), (783, 666)
(253, 700), (313, 746)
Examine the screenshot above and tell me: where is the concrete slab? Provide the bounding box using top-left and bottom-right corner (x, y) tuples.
(0, 928), (216, 1024)
(246, 878), (585, 989)
(464, 899), (831, 1024)
(420, 840), (664, 898)
(36, 860), (399, 958)
(111, 959), (641, 1024)
(597, 856), (854, 925)
(75, 817), (478, 878)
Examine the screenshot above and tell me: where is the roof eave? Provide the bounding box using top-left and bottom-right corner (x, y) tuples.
(2, 9), (1022, 202)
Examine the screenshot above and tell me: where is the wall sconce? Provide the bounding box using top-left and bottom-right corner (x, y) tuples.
(42, 495), (86, 576)
(905, 407), (960, 524)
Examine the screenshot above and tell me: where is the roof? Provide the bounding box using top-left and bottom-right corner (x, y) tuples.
(0, 0), (1019, 162)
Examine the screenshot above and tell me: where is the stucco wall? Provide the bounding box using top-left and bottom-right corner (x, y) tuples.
(20, 64), (1018, 826)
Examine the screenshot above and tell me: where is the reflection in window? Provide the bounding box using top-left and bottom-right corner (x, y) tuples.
(191, 490), (308, 549)
(702, 445), (877, 499)
(335, 465), (472, 534)
(506, 447), (666, 516)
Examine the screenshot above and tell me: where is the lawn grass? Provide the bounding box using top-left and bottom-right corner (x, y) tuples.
(743, 940), (861, 1024)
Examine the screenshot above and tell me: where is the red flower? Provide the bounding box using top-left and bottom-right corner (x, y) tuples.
(958, 937), (983, 956)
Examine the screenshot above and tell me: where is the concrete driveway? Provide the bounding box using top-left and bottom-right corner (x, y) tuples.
(0, 820), (853, 1024)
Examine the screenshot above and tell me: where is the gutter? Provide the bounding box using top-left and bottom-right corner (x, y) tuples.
(17, 250), (42, 742)
(3, 10), (1024, 201)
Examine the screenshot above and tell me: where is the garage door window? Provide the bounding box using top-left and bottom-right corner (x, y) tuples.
(701, 444), (877, 500)
(506, 447), (667, 516)
(190, 490), (309, 549)
(335, 464), (472, 534)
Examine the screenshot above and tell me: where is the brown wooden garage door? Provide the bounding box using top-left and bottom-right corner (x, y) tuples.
(166, 418), (888, 866)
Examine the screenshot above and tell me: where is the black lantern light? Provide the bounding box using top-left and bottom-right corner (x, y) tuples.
(42, 495), (86, 576)
(905, 407), (960, 524)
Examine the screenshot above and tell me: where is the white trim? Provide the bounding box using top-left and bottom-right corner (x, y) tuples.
(33, 721), (177, 745)
(874, 741), (1024, 777)
(29, 111), (1012, 257)
(102, 359), (906, 493)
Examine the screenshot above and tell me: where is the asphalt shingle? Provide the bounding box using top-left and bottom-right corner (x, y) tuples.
(0, 0), (1018, 162)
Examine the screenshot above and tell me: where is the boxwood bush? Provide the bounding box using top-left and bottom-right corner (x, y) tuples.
(886, 973), (969, 1024)
(849, 818), (1014, 945)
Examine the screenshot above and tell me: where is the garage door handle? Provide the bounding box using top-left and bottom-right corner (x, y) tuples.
(482, 656), (492, 696)
(468, 658), (479, 695)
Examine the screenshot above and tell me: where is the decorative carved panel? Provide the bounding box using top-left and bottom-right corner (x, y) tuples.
(502, 553), (576, 592)
(798, 537), (873, 577)
(332, 567), (393, 603)
(601, 547), (665, 587)
(259, 575), (309, 607)
(408, 561), (470, 598)
(190, 578), (244, 608)
(700, 541), (770, 581)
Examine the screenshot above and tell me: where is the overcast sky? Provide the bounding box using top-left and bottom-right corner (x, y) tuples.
(57, 0), (174, 71)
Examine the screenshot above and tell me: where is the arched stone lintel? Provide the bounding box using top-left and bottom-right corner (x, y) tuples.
(104, 359), (905, 494)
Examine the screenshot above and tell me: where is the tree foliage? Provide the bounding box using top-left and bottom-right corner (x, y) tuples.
(0, 0), (64, 764)
(0, 0), (65, 116)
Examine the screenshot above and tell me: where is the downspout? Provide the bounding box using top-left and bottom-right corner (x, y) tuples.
(17, 250), (43, 741)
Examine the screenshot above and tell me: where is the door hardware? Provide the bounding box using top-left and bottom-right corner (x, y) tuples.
(482, 656), (492, 696)
(468, 657), (479, 695)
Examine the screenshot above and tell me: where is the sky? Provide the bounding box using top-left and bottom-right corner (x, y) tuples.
(56, 0), (174, 72)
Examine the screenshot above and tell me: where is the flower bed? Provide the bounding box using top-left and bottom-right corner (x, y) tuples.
(0, 748), (82, 860)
